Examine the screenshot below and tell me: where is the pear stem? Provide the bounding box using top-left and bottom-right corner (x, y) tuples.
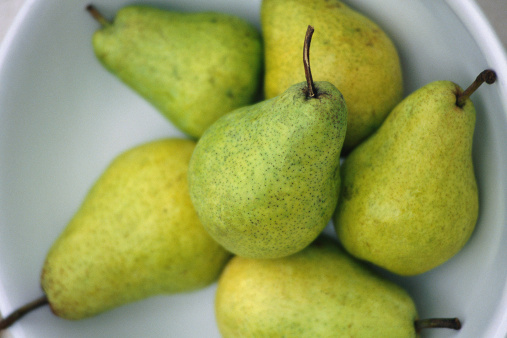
(86, 4), (111, 27)
(414, 317), (462, 333)
(303, 25), (316, 98)
(456, 69), (497, 107)
(0, 295), (49, 331)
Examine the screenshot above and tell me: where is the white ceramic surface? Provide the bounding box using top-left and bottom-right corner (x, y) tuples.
(0, 0), (506, 337)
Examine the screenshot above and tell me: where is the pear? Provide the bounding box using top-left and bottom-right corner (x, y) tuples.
(215, 235), (461, 337)
(188, 27), (347, 259)
(0, 139), (230, 327)
(261, 0), (403, 152)
(87, 5), (263, 138)
(334, 70), (497, 275)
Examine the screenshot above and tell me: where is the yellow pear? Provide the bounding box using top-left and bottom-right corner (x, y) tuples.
(334, 70), (496, 275)
(215, 236), (461, 337)
(262, 0), (403, 151)
(0, 139), (230, 327)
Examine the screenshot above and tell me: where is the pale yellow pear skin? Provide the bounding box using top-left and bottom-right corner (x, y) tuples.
(334, 81), (478, 276)
(40, 139), (230, 320)
(188, 81), (347, 259)
(261, 0), (403, 151)
(91, 6), (263, 138)
(215, 236), (418, 337)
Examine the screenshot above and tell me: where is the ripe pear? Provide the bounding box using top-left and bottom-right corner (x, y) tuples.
(334, 70), (497, 275)
(261, 0), (403, 152)
(87, 5), (262, 138)
(215, 235), (461, 337)
(0, 139), (230, 326)
(189, 27), (347, 259)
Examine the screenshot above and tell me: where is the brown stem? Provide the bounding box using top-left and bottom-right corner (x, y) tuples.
(86, 4), (111, 27)
(414, 317), (462, 333)
(303, 25), (316, 98)
(456, 69), (497, 107)
(0, 296), (49, 331)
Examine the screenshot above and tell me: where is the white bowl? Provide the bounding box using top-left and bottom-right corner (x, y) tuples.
(0, 0), (506, 337)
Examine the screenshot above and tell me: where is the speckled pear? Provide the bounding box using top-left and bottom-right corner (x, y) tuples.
(334, 71), (497, 275)
(39, 139), (231, 320)
(261, 0), (403, 151)
(188, 27), (347, 259)
(87, 5), (262, 138)
(188, 80), (346, 259)
(215, 236), (421, 337)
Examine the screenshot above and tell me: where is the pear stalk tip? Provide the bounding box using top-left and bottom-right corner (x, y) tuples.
(303, 25), (316, 98)
(414, 317), (462, 333)
(0, 296), (49, 331)
(456, 69), (497, 107)
(86, 4), (111, 27)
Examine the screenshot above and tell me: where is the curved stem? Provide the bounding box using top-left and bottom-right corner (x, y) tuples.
(303, 25), (316, 98)
(0, 296), (49, 331)
(456, 69), (497, 107)
(414, 317), (462, 333)
(86, 4), (111, 27)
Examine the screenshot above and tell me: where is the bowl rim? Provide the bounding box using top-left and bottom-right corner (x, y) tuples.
(0, 0), (33, 62)
(447, 0), (507, 114)
(447, 1), (507, 336)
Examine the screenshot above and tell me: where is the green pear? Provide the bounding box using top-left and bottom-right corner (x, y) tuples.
(188, 27), (347, 259)
(215, 235), (461, 337)
(87, 5), (263, 138)
(0, 139), (230, 325)
(334, 70), (497, 275)
(261, 0), (403, 152)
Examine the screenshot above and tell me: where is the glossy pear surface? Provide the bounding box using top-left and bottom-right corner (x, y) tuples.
(261, 0), (402, 151)
(41, 139), (230, 320)
(188, 81), (347, 259)
(334, 81), (478, 275)
(91, 6), (263, 138)
(216, 236), (418, 337)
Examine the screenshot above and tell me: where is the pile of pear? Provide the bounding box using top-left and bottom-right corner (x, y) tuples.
(0, 0), (498, 336)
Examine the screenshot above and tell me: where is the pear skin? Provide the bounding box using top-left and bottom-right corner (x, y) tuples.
(261, 0), (402, 151)
(40, 139), (230, 320)
(334, 80), (479, 276)
(188, 80), (347, 259)
(215, 236), (418, 337)
(88, 5), (263, 138)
